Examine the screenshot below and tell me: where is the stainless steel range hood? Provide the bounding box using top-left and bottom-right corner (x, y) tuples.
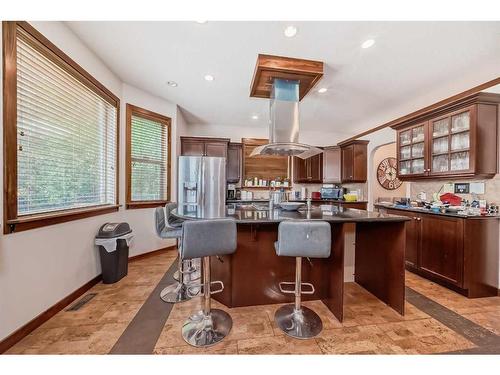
(250, 79), (323, 159)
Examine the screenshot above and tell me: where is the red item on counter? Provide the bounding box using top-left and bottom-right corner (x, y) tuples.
(439, 193), (461, 206)
(311, 191), (321, 199)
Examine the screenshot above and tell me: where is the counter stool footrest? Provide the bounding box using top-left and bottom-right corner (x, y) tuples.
(278, 281), (315, 294)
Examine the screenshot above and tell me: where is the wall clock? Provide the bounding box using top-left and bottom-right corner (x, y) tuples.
(377, 157), (403, 190)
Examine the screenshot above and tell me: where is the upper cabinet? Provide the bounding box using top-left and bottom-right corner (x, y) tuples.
(180, 136), (230, 157)
(394, 93), (500, 180)
(227, 142), (242, 183)
(322, 146), (342, 183)
(340, 140), (368, 183)
(293, 153), (323, 183)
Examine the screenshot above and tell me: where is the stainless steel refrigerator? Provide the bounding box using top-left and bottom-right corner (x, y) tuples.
(177, 156), (226, 218)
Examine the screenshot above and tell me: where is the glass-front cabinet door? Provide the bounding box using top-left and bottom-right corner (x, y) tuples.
(398, 122), (427, 177)
(428, 106), (474, 176)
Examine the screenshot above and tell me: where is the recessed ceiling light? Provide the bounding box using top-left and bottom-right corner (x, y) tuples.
(361, 39), (375, 49)
(251, 115), (259, 120)
(167, 81), (178, 87)
(284, 25), (298, 38)
(318, 87), (328, 94)
(204, 74), (214, 81)
(195, 20), (207, 24)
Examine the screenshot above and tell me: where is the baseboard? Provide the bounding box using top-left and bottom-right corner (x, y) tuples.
(128, 245), (177, 262)
(0, 245), (177, 354)
(0, 274), (102, 354)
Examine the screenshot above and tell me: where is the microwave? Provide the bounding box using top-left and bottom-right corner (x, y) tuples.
(321, 187), (344, 200)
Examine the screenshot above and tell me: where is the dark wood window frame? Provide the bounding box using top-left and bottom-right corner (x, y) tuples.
(2, 21), (120, 234)
(125, 103), (172, 209)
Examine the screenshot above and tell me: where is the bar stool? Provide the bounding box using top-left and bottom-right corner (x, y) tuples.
(154, 203), (199, 303)
(274, 220), (331, 339)
(180, 219), (237, 347)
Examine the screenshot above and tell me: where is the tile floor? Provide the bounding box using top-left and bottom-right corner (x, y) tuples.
(5, 249), (500, 354)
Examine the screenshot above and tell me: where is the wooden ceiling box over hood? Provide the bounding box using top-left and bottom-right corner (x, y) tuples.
(250, 54), (324, 101)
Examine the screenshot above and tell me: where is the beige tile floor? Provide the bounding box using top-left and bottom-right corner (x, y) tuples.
(5, 249), (500, 354)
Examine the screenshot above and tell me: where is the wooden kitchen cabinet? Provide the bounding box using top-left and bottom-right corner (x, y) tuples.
(420, 215), (464, 287)
(293, 153), (323, 183)
(340, 140), (368, 183)
(226, 142), (242, 183)
(322, 146), (341, 183)
(385, 209), (420, 268)
(394, 92), (500, 180)
(379, 205), (498, 297)
(180, 137), (230, 157)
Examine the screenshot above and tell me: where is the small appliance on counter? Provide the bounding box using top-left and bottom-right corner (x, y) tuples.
(320, 186), (345, 200)
(227, 184), (236, 200)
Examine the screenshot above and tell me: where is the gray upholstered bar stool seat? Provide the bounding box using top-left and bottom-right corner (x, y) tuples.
(154, 203), (199, 303)
(274, 221), (331, 339)
(180, 219), (237, 347)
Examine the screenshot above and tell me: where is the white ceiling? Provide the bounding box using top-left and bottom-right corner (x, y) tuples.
(66, 21), (500, 136)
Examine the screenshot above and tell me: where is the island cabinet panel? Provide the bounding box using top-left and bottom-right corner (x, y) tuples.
(322, 146), (341, 183)
(380, 206), (499, 297)
(340, 140), (368, 182)
(226, 142), (242, 183)
(180, 136), (230, 157)
(242, 138), (289, 181)
(292, 153), (323, 183)
(419, 215), (464, 287)
(393, 92), (500, 180)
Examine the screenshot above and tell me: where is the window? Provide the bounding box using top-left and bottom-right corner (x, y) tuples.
(126, 104), (171, 209)
(3, 22), (119, 233)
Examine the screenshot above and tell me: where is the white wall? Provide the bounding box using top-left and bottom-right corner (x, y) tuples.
(184, 123), (352, 146)
(0, 22), (180, 341)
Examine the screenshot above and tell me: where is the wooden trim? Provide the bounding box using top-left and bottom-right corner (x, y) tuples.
(338, 77), (500, 145)
(15, 21), (119, 106)
(128, 245), (177, 262)
(5, 205), (120, 234)
(2, 21), (121, 233)
(0, 274), (102, 354)
(125, 103), (172, 209)
(3, 22), (18, 228)
(126, 201), (169, 209)
(0, 244), (177, 353)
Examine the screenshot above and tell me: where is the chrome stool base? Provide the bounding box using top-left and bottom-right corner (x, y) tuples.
(181, 309), (232, 347)
(160, 282), (192, 303)
(274, 304), (323, 339)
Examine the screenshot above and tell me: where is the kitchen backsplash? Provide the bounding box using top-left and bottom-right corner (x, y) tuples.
(410, 174), (500, 205)
(239, 182), (368, 200)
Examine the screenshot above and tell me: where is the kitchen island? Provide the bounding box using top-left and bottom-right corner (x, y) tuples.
(172, 204), (409, 322)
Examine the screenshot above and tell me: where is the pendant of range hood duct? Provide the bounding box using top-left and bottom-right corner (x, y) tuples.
(249, 55), (324, 159)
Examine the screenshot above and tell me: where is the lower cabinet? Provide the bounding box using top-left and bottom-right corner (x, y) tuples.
(419, 215), (464, 287)
(381, 207), (498, 297)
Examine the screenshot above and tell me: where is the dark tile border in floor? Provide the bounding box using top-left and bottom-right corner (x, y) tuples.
(405, 287), (500, 354)
(109, 257), (178, 354)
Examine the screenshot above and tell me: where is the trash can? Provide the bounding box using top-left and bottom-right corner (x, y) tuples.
(95, 223), (133, 284)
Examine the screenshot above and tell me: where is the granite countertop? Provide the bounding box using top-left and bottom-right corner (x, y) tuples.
(374, 203), (500, 219)
(172, 204), (409, 224)
(289, 199), (368, 204)
(227, 199), (368, 204)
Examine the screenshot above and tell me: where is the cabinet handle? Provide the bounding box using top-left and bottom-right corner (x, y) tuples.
(416, 218), (421, 221)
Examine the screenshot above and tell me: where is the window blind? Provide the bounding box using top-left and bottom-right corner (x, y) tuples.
(16, 34), (117, 216)
(130, 114), (169, 201)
